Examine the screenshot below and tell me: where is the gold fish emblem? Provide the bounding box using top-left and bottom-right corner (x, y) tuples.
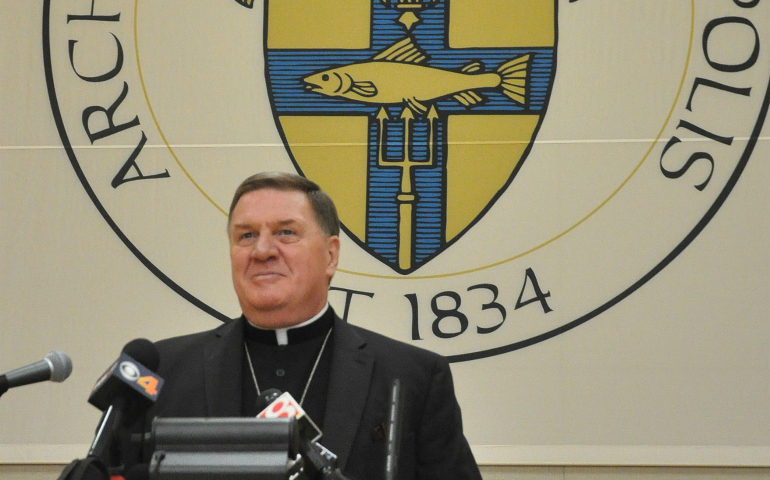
(303, 37), (530, 113)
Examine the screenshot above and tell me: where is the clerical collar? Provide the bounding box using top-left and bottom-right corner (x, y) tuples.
(244, 303), (332, 346)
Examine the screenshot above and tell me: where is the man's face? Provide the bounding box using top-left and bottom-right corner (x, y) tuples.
(228, 189), (340, 329)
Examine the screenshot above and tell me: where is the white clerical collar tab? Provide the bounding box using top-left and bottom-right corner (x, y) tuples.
(275, 329), (288, 346)
(273, 303), (330, 346)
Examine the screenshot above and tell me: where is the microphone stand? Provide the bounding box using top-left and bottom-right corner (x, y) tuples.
(57, 396), (129, 480)
(297, 439), (352, 480)
(88, 397), (126, 461)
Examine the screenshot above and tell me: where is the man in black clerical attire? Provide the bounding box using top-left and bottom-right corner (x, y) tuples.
(118, 172), (482, 480)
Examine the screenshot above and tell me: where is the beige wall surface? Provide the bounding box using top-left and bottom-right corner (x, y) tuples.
(2, 0), (770, 472)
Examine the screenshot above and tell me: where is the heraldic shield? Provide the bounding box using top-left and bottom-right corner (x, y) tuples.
(261, 0), (556, 274)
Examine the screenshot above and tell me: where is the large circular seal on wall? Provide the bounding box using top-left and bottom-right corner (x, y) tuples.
(44, 0), (770, 361)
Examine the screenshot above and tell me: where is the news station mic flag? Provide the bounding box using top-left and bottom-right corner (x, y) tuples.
(58, 340), (163, 480)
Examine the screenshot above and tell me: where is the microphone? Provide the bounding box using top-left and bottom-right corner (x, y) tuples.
(88, 338), (161, 411)
(257, 390), (322, 443)
(385, 379), (404, 480)
(256, 388), (282, 413)
(87, 339), (163, 462)
(58, 340), (163, 480)
(0, 351), (72, 398)
(258, 391), (350, 480)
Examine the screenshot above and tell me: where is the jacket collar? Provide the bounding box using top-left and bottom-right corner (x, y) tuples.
(320, 316), (374, 471)
(203, 317), (246, 417)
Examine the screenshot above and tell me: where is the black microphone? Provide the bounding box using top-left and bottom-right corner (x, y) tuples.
(257, 390), (322, 443)
(0, 351), (72, 398)
(87, 339), (163, 462)
(385, 379), (404, 480)
(258, 390), (350, 480)
(58, 341), (163, 480)
(88, 338), (161, 411)
(256, 388), (282, 413)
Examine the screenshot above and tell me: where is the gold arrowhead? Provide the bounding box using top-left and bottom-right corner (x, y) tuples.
(399, 12), (420, 31)
(427, 105), (439, 120)
(377, 107), (390, 121)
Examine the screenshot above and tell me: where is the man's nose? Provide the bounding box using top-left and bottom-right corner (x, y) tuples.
(250, 234), (278, 259)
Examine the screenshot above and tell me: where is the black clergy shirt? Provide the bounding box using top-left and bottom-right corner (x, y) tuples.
(240, 306), (334, 430)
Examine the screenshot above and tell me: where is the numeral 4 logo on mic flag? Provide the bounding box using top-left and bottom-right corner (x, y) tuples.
(116, 353), (163, 401)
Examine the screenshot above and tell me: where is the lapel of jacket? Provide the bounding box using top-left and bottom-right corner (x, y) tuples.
(321, 317), (374, 471)
(203, 316), (245, 417)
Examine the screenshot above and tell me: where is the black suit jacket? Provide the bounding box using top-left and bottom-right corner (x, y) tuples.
(129, 314), (481, 480)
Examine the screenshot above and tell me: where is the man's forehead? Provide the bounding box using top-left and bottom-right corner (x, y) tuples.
(231, 189), (313, 223)
(235, 189), (308, 210)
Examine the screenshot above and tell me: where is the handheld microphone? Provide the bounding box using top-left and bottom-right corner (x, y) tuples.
(88, 338), (162, 411)
(87, 339), (163, 462)
(0, 351), (73, 398)
(258, 391), (350, 480)
(257, 390), (322, 443)
(58, 340), (163, 480)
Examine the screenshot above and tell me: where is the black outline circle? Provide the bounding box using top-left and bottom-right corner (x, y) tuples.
(42, 0), (231, 323)
(43, 0), (769, 362)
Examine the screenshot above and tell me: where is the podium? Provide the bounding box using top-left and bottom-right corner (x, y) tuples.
(146, 417), (300, 480)
(59, 416), (348, 480)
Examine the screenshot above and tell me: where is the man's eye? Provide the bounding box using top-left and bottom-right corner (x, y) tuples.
(277, 229), (300, 242)
(237, 232), (255, 246)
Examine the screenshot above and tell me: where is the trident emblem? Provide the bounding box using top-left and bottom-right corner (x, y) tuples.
(374, 105), (439, 270)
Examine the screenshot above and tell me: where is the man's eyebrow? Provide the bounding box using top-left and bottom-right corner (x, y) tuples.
(231, 219), (301, 230)
(275, 219), (301, 227)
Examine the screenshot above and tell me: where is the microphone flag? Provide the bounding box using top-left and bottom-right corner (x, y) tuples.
(257, 391), (322, 443)
(88, 352), (163, 411)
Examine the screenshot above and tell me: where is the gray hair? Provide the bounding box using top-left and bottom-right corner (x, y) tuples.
(228, 172), (340, 237)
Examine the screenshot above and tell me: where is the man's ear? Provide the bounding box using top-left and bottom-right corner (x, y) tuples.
(326, 235), (340, 278)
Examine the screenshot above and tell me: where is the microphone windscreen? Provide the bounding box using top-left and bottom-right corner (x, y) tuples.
(121, 339), (160, 372)
(46, 351), (73, 383)
(88, 340), (164, 411)
(256, 388), (282, 412)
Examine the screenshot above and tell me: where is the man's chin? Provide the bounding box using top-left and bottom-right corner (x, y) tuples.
(240, 299), (292, 327)
(243, 299), (285, 313)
